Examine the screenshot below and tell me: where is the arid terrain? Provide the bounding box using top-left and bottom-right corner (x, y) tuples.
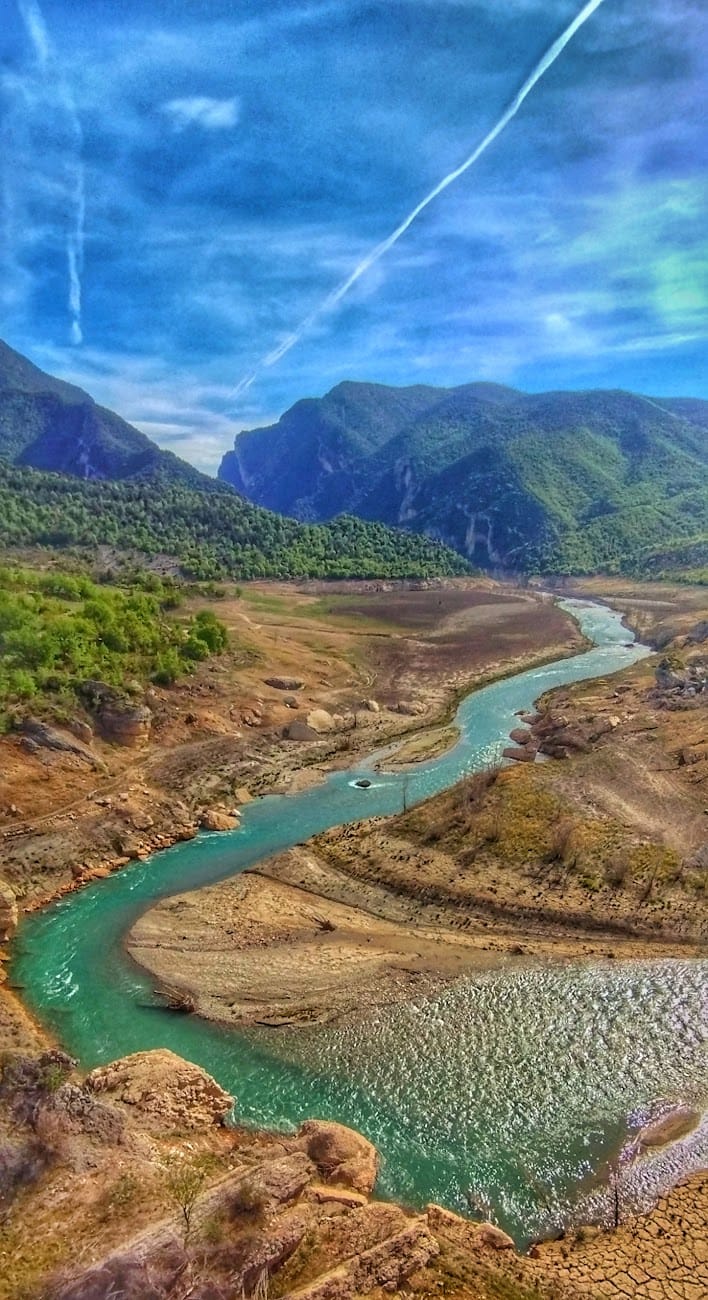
(127, 581), (708, 1029)
(2, 575), (707, 1300)
(1, 1034), (705, 1300)
(0, 578), (580, 912)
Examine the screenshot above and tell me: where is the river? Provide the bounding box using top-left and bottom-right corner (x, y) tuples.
(11, 599), (708, 1244)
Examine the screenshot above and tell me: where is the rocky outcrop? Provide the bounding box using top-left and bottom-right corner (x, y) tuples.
(68, 718), (93, 745)
(77, 680), (152, 746)
(502, 745), (536, 763)
(396, 700), (426, 716)
(290, 1219), (440, 1300)
(18, 717), (97, 765)
(654, 655), (707, 704)
(297, 1120), (379, 1195)
(426, 1203), (514, 1251)
(286, 709), (341, 740)
(200, 808), (240, 832)
(527, 710), (618, 760)
(96, 700), (152, 746)
(0, 877), (18, 943)
(85, 1049), (233, 1130)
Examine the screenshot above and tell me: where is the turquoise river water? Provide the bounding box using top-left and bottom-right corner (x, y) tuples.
(10, 600), (708, 1245)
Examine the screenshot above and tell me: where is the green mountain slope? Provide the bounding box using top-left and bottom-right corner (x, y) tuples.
(0, 339), (213, 488)
(0, 342), (468, 579)
(0, 462), (469, 581)
(219, 382), (708, 574)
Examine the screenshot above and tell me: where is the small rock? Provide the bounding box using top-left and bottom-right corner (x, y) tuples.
(200, 809), (240, 832)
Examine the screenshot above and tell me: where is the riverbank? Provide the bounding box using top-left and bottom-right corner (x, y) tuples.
(126, 596), (707, 1029)
(6, 592), (706, 1300)
(0, 579), (581, 917)
(126, 838), (704, 1031)
(2, 1038), (705, 1300)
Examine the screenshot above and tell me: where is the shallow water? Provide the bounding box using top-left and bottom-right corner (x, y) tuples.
(11, 599), (707, 1243)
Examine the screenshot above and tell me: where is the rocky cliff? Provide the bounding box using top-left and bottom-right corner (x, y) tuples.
(219, 380), (708, 573)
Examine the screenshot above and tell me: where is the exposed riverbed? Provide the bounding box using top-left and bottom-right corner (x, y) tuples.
(11, 600), (708, 1244)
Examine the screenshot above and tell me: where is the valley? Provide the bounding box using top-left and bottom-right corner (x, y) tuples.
(3, 584), (706, 1300)
(1, 342), (707, 1300)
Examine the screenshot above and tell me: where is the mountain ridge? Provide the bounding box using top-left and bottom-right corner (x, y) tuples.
(219, 380), (708, 574)
(0, 339), (216, 489)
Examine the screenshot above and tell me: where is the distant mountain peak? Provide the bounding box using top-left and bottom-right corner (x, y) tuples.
(0, 338), (217, 489)
(219, 378), (708, 573)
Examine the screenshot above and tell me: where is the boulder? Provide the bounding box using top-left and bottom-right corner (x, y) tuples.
(264, 676), (305, 691)
(363, 699), (380, 713)
(0, 878), (18, 943)
(286, 720), (320, 741)
(509, 727), (532, 746)
(396, 700), (426, 716)
(306, 709), (337, 734)
(97, 702), (152, 746)
(297, 1119), (379, 1194)
(86, 1049), (234, 1130)
(200, 808), (240, 832)
(502, 746), (536, 763)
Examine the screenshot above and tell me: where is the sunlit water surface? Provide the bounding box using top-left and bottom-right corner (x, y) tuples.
(11, 600), (707, 1244)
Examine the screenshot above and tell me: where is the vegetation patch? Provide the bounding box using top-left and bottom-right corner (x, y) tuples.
(0, 564), (229, 719)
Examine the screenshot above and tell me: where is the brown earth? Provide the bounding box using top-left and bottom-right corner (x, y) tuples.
(128, 597), (708, 1030)
(1, 1042), (705, 1300)
(2, 577), (707, 1300)
(0, 579), (580, 913)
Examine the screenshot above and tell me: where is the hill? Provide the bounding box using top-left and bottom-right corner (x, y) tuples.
(0, 338), (213, 488)
(0, 343), (468, 580)
(0, 461), (469, 581)
(219, 381), (708, 575)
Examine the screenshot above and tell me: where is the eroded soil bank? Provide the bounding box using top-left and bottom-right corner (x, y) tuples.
(127, 584), (708, 1029)
(0, 580), (579, 912)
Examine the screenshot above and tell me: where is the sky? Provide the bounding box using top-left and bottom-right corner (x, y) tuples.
(1, 0), (706, 474)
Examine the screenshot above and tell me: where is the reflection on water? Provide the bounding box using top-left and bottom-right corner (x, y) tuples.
(256, 960), (708, 1243)
(11, 599), (707, 1244)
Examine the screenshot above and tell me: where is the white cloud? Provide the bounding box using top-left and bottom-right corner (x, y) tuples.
(161, 96), (240, 131)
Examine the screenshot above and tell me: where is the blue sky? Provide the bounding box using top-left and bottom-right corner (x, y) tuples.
(1, 0), (706, 473)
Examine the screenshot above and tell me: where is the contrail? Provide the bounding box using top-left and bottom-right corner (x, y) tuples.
(233, 0), (607, 398)
(17, 0), (86, 345)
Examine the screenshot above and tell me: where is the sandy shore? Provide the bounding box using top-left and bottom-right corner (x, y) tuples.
(126, 837), (702, 1030)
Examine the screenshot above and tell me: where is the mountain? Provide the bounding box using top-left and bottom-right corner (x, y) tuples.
(0, 338), (212, 488)
(0, 461), (468, 581)
(219, 381), (708, 574)
(0, 343), (469, 580)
